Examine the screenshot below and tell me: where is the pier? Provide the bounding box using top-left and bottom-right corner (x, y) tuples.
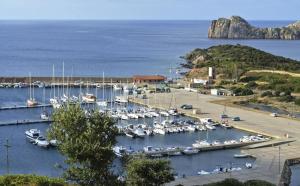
(0, 104), (52, 111)
(141, 140), (267, 157)
(0, 119), (52, 127)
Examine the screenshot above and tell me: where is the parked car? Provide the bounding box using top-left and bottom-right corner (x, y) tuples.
(232, 117), (240, 121)
(220, 114), (228, 119)
(181, 104), (193, 109)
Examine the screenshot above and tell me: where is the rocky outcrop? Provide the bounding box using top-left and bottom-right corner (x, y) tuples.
(208, 16), (300, 40)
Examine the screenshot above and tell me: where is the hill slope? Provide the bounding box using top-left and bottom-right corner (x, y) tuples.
(183, 44), (300, 77)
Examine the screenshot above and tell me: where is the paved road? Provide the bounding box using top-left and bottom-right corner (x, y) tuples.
(131, 89), (300, 185)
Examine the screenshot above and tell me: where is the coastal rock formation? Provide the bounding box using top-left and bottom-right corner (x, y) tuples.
(208, 16), (300, 40)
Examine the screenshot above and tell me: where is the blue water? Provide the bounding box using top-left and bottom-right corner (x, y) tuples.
(0, 20), (300, 77)
(291, 164), (300, 186)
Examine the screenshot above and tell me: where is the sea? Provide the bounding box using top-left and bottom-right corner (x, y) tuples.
(0, 20), (300, 77)
(0, 20), (299, 180)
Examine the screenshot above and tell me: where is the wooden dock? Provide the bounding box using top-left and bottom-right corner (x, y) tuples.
(0, 104), (52, 111)
(0, 119), (52, 127)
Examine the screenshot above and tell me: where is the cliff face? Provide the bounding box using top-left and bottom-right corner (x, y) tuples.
(208, 16), (300, 40)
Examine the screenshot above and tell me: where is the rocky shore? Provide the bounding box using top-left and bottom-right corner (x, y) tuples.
(208, 16), (300, 40)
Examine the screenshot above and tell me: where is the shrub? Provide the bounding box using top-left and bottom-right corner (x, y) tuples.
(295, 98), (300, 106)
(278, 95), (295, 102)
(245, 81), (257, 89)
(261, 91), (273, 97)
(0, 175), (67, 186)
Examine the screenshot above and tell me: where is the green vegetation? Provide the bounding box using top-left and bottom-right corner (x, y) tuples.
(125, 157), (174, 186)
(202, 178), (275, 186)
(0, 175), (67, 186)
(48, 104), (119, 186)
(184, 44), (300, 76)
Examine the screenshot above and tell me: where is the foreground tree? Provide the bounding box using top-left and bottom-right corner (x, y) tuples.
(126, 157), (174, 186)
(48, 104), (119, 186)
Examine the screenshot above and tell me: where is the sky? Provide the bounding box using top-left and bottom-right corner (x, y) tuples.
(0, 0), (299, 20)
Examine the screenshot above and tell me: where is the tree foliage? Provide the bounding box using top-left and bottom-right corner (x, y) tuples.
(125, 157), (174, 186)
(0, 175), (67, 186)
(48, 104), (119, 186)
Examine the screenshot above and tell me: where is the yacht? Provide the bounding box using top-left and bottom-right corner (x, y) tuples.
(34, 136), (50, 148)
(153, 128), (166, 135)
(97, 100), (108, 107)
(27, 73), (39, 107)
(27, 98), (38, 107)
(245, 162), (252, 169)
(192, 140), (210, 148)
(133, 128), (145, 138)
(197, 170), (210, 175)
(113, 146), (127, 157)
(113, 84), (122, 91)
(183, 147), (199, 155)
(25, 129), (40, 142)
(82, 93), (96, 103)
(49, 139), (58, 147)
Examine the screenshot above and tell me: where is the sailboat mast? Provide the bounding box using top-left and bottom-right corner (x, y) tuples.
(62, 61), (65, 96)
(29, 72), (32, 99)
(102, 71), (105, 100)
(53, 64), (56, 98)
(110, 79), (113, 110)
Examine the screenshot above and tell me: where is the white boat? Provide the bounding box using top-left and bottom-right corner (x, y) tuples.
(40, 112), (50, 120)
(270, 113), (278, 117)
(120, 114), (129, 120)
(113, 84), (122, 91)
(27, 98), (38, 107)
(212, 140), (221, 146)
(234, 153), (251, 158)
(127, 113), (139, 119)
(153, 128), (166, 135)
(82, 93), (96, 103)
(159, 111), (170, 117)
(133, 128), (145, 138)
(197, 170), (210, 175)
(49, 139), (58, 147)
(183, 147), (199, 155)
(124, 130), (136, 138)
(205, 124), (216, 130)
(245, 162), (252, 169)
(186, 125), (196, 132)
(25, 129), (40, 142)
(192, 140), (210, 148)
(115, 96), (128, 103)
(27, 73), (39, 107)
(113, 146), (127, 157)
(97, 101), (108, 107)
(34, 136), (50, 148)
(149, 111), (159, 117)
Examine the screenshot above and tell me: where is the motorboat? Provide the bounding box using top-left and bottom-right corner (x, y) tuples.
(205, 124), (216, 130)
(40, 111), (50, 120)
(113, 146), (127, 157)
(183, 147), (199, 155)
(82, 93), (96, 103)
(113, 84), (122, 91)
(192, 140), (210, 148)
(115, 96), (128, 104)
(124, 130), (136, 138)
(34, 136), (50, 148)
(159, 111), (170, 117)
(234, 153), (251, 158)
(270, 113), (278, 117)
(25, 129), (40, 142)
(186, 125), (196, 132)
(149, 111), (159, 117)
(133, 128), (145, 138)
(127, 113), (139, 119)
(197, 170), (210, 175)
(153, 128), (166, 135)
(120, 114), (129, 120)
(49, 139), (58, 147)
(245, 162), (252, 169)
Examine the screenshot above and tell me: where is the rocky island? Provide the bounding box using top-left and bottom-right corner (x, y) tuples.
(208, 16), (300, 39)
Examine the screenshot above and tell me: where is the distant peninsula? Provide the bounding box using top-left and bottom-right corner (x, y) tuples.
(208, 16), (300, 40)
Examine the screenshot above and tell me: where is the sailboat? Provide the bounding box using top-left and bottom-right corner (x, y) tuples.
(27, 73), (38, 107)
(40, 87), (49, 120)
(82, 81), (96, 103)
(97, 72), (108, 107)
(49, 65), (61, 109)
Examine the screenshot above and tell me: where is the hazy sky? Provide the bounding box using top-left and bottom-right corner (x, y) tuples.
(0, 0), (299, 20)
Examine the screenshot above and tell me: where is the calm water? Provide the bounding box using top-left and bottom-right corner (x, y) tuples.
(0, 87), (253, 177)
(290, 164), (300, 186)
(0, 20), (300, 77)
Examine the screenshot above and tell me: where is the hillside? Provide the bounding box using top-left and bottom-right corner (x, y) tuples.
(183, 44), (300, 78)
